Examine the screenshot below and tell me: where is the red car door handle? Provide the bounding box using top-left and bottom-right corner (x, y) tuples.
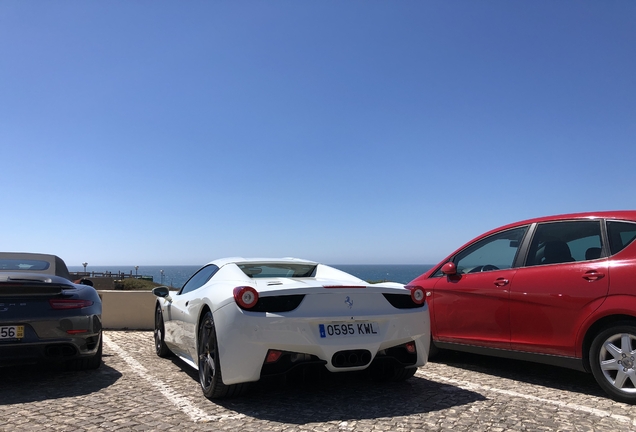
(494, 278), (509, 287)
(583, 271), (605, 281)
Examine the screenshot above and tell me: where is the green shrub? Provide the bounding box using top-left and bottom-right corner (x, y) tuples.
(113, 278), (162, 291)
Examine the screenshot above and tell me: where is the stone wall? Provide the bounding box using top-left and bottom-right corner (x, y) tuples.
(98, 290), (156, 330)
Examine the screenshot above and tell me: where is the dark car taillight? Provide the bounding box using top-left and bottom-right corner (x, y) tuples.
(234, 289), (305, 313)
(49, 299), (94, 310)
(383, 286), (426, 309)
(250, 294), (305, 313)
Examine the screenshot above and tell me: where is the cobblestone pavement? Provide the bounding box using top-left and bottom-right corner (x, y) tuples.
(1, 331), (635, 431)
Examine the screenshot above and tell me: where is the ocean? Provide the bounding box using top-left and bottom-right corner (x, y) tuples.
(68, 264), (434, 288)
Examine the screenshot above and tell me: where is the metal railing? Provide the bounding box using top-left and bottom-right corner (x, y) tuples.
(70, 271), (152, 281)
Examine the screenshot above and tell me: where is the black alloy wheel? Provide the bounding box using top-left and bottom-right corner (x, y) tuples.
(154, 304), (171, 358)
(197, 311), (247, 399)
(590, 323), (636, 404)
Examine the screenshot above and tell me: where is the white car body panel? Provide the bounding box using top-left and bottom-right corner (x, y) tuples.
(156, 258), (430, 385)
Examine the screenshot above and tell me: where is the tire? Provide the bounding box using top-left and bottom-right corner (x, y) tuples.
(372, 363), (417, 382)
(392, 366), (417, 381)
(66, 334), (102, 371)
(197, 311), (248, 399)
(428, 338), (440, 359)
(154, 304), (171, 358)
(589, 323), (636, 404)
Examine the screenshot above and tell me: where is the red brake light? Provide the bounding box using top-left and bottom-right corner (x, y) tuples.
(405, 285), (426, 305)
(66, 329), (89, 334)
(233, 286), (259, 309)
(265, 349), (283, 363)
(405, 341), (416, 354)
(49, 299), (94, 310)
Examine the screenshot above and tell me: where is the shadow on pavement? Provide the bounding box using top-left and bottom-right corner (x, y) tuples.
(168, 354), (486, 422)
(0, 360), (122, 405)
(430, 350), (606, 398)
(215, 370), (486, 424)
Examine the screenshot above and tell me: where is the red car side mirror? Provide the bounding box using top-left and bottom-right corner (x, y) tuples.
(441, 262), (457, 275)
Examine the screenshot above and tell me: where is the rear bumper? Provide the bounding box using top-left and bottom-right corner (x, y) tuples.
(213, 304), (430, 385)
(0, 315), (102, 366)
(0, 335), (101, 366)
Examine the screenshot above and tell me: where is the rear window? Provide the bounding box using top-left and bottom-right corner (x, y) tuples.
(238, 263), (317, 278)
(0, 259), (51, 271)
(607, 221), (636, 255)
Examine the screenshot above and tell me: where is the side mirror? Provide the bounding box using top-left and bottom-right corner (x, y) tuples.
(152, 286), (172, 302)
(441, 262), (457, 276)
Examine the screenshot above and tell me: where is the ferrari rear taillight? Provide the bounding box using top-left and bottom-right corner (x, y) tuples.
(265, 349), (283, 363)
(405, 285), (426, 305)
(405, 341), (416, 354)
(49, 299), (94, 310)
(233, 286), (259, 309)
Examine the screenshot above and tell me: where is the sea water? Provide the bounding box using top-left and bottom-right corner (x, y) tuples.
(68, 264), (434, 288)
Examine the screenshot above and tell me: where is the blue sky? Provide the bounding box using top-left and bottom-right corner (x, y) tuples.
(1, 1), (634, 266)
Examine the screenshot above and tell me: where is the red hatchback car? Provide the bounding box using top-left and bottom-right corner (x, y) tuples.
(408, 211), (636, 403)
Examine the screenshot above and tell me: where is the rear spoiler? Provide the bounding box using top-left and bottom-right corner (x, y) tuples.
(0, 273), (76, 296)
(0, 285), (74, 296)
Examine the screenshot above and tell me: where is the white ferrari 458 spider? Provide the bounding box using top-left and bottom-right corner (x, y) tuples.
(152, 257), (430, 399)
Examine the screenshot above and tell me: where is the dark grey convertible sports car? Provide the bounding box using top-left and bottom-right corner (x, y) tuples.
(0, 252), (102, 370)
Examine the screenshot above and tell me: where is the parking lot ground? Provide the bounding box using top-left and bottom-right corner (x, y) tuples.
(1, 331), (635, 432)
